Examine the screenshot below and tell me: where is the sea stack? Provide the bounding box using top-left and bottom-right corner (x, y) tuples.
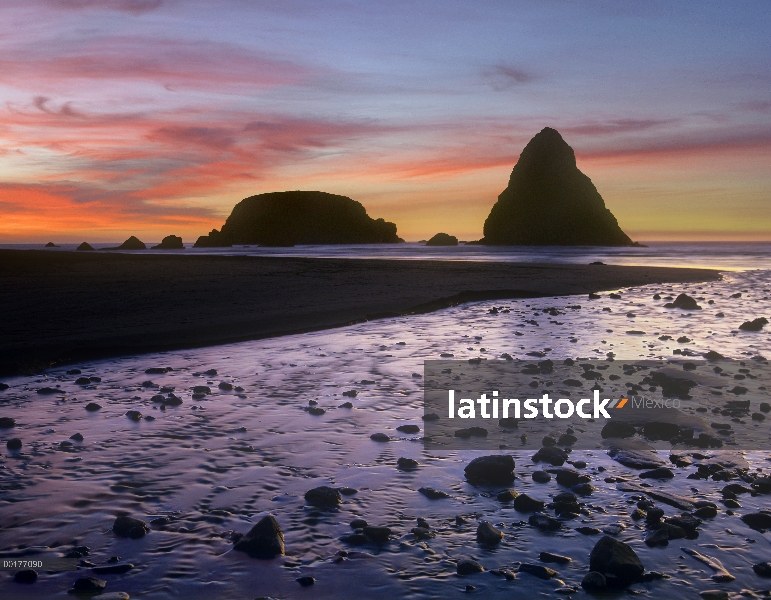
(482, 128), (634, 246)
(194, 191), (403, 247)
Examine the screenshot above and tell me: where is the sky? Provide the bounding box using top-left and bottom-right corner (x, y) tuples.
(0, 0), (769, 243)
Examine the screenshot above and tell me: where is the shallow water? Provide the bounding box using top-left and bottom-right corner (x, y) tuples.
(1, 269), (771, 599)
(5, 241), (771, 271)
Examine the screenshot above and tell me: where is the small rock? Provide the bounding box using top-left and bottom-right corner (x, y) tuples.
(589, 536), (644, 587)
(581, 571), (607, 592)
(92, 564), (134, 575)
(476, 521), (503, 545)
(464, 455), (515, 484)
(419, 487), (450, 499)
(540, 551), (572, 564)
(397, 457), (419, 470)
(601, 421), (637, 439)
(125, 410), (142, 421)
(14, 569), (37, 583)
(529, 514), (561, 531)
(739, 317), (768, 331)
(0, 417), (17, 428)
(6, 438), (22, 450)
(296, 576), (315, 587)
(513, 493), (545, 512)
(233, 515), (284, 557)
(753, 562), (771, 577)
(305, 486), (342, 507)
(664, 293), (702, 310)
(741, 511), (771, 531)
(112, 516), (149, 538)
(370, 433), (390, 442)
(532, 471), (551, 483)
(532, 446), (568, 466)
(70, 433), (83, 441)
(85, 403), (101, 411)
(396, 424), (420, 434)
(700, 591), (729, 600)
(70, 576), (106, 591)
(363, 526), (391, 543)
(640, 467), (674, 479)
(497, 489), (518, 502)
(519, 563), (557, 579)
(457, 559), (484, 575)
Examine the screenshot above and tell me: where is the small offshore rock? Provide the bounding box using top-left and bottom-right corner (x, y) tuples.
(233, 516), (284, 557)
(496, 489), (518, 502)
(92, 564), (134, 575)
(125, 410), (142, 421)
(532, 471), (551, 483)
(476, 521), (503, 545)
(350, 519), (367, 529)
(370, 433), (390, 442)
(739, 317), (768, 331)
(304, 486), (342, 508)
(640, 467), (674, 479)
(529, 514), (561, 531)
(396, 424), (420, 434)
(112, 516), (149, 539)
(532, 446), (568, 466)
(457, 559), (484, 575)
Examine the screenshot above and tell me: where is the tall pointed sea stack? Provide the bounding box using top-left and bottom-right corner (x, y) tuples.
(482, 128), (634, 246)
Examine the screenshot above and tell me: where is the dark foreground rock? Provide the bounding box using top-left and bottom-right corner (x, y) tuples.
(305, 486), (342, 507)
(476, 521), (503, 544)
(741, 511), (771, 531)
(233, 515), (284, 557)
(481, 127), (634, 246)
(664, 293), (702, 310)
(739, 317), (768, 331)
(425, 233), (458, 246)
(589, 536), (644, 588)
(14, 569), (37, 583)
(112, 516), (149, 538)
(464, 455), (515, 484)
(457, 559), (484, 575)
(152, 235), (184, 250)
(194, 190), (403, 247)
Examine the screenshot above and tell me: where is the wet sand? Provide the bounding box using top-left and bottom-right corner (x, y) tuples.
(0, 250), (719, 374)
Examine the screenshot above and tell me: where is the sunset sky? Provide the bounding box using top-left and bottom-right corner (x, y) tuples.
(1, 1), (769, 243)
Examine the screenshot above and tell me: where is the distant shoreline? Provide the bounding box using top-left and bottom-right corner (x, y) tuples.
(0, 249), (720, 376)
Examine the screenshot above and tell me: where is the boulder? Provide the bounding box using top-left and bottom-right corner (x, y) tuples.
(194, 191), (403, 247)
(513, 493), (545, 512)
(152, 235), (184, 249)
(476, 521), (503, 544)
(457, 559), (484, 575)
(481, 128), (634, 246)
(464, 455), (515, 484)
(739, 317), (768, 331)
(589, 536), (644, 587)
(304, 486), (342, 507)
(114, 236), (146, 250)
(425, 233), (458, 246)
(664, 293), (702, 310)
(741, 511), (771, 531)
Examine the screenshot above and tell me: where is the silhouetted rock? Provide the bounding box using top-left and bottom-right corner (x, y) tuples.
(152, 235), (184, 249)
(76, 242), (95, 251)
(481, 128), (634, 246)
(109, 236), (146, 250)
(739, 317), (768, 331)
(664, 293), (702, 310)
(193, 191), (403, 247)
(425, 232), (458, 246)
(44, 242), (57, 247)
(233, 515), (284, 557)
(112, 516), (149, 538)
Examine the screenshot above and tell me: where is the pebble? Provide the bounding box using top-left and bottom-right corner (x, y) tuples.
(0, 417), (17, 428)
(396, 424), (420, 434)
(513, 493), (545, 512)
(370, 433), (390, 442)
(531, 471), (551, 483)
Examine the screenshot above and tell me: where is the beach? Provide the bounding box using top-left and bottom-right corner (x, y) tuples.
(0, 249), (719, 374)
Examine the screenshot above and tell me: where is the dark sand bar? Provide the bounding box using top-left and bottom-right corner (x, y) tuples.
(0, 249), (720, 374)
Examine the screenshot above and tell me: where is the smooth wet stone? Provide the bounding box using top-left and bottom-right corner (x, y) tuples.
(741, 511), (771, 531)
(218, 381), (233, 390)
(76, 377), (92, 385)
(397, 457), (419, 470)
(419, 487), (450, 499)
(454, 427), (488, 438)
(519, 563), (557, 579)
(363, 526), (391, 543)
(0, 417), (17, 428)
(192, 386), (211, 395)
(305, 486), (342, 507)
(581, 571), (607, 592)
(476, 521), (503, 544)
(664, 293), (701, 310)
(739, 317), (768, 331)
(457, 559), (484, 575)
(464, 455), (515, 484)
(70, 433), (84, 441)
(6, 438), (22, 450)
(396, 424), (420, 434)
(640, 467), (675, 479)
(570, 483), (595, 496)
(85, 403), (101, 411)
(532, 446), (568, 466)
(296, 576), (315, 587)
(233, 516), (284, 557)
(700, 592), (728, 600)
(694, 506), (718, 519)
(70, 576), (106, 591)
(576, 527), (602, 535)
(645, 528), (671, 546)
(753, 561), (771, 577)
(37, 387), (62, 394)
(540, 551), (572, 564)
(529, 514), (561, 531)
(125, 410), (142, 421)
(350, 519), (367, 529)
(549, 467), (591, 487)
(112, 516), (149, 538)
(589, 536), (644, 587)
(14, 569), (37, 583)
(370, 433), (390, 442)
(513, 493), (545, 512)
(532, 471), (551, 483)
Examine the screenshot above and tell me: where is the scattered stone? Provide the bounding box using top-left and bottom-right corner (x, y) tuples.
(14, 569), (37, 583)
(700, 592), (728, 600)
(419, 487), (450, 499)
(514, 493), (545, 512)
(305, 486), (342, 508)
(112, 516), (149, 538)
(296, 576), (315, 587)
(576, 527), (602, 535)
(753, 562), (771, 577)
(694, 506), (718, 519)
(532, 471), (551, 483)
(540, 551), (572, 564)
(92, 564), (134, 575)
(397, 457), (419, 470)
(396, 424), (420, 434)
(233, 516), (284, 557)
(350, 519), (367, 529)
(601, 421), (636, 439)
(70, 577), (106, 592)
(370, 433), (390, 442)
(589, 536), (644, 587)
(476, 521), (503, 545)
(640, 468), (675, 479)
(6, 438), (22, 450)
(37, 387), (62, 394)
(457, 559), (484, 575)
(739, 317), (768, 331)
(363, 526), (391, 543)
(741, 511), (771, 531)
(455, 427), (488, 438)
(496, 489), (518, 502)
(532, 446), (568, 466)
(85, 403), (101, 411)
(76, 377), (92, 385)
(664, 293), (702, 310)
(464, 455), (515, 484)
(529, 514), (561, 531)
(519, 563), (557, 579)
(125, 410), (142, 421)
(549, 467), (591, 487)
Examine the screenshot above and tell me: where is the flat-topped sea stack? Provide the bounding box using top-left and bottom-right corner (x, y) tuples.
(195, 191), (403, 247)
(482, 128), (634, 246)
